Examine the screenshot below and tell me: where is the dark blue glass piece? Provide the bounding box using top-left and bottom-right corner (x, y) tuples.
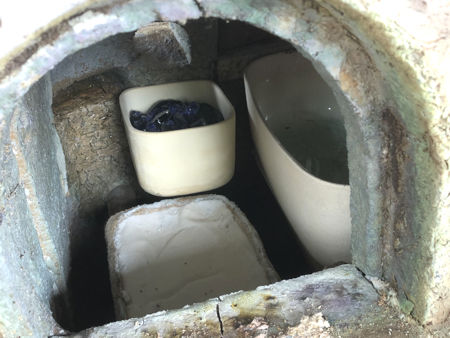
(129, 100), (225, 132)
(146, 100), (178, 116)
(145, 121), (160, 132)
(190, 117), (207, 128)
(129, 110), (146, 130)
(168, 101), (186, 115)
(173, 111), (189, 129)
(184, 102), (200, 121)
(161, 119), (177, 131)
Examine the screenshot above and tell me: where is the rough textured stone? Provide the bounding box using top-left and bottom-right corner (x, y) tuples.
(53, 73), (137, 220)
(0, 78), (68, 335)
(115, 18), (218, 88)
(51, 74), (144, 329)
(133, 22), (191, 66)
(0, 0), (202, 119)
(74, 265), (426, 337)
(314, 0), (450, 324)
(216, 39), (293, 81)
(51, 18), (217, 95)
(216, 19), (295, 81)
(51, 32), (136, 95)
(11, 74), (71, 285)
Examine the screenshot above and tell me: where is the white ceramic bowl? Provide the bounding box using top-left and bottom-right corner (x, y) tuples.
(119, 80), (235, 197)
(105, 195), (279, 319)
(244, 52), (351, 266)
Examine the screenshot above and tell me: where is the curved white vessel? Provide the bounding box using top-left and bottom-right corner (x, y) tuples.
(244, 52), (351, 266)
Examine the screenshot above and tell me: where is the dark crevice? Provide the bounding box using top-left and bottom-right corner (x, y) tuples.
(193, 0), (207, 17)
(216, 303), (224, 336)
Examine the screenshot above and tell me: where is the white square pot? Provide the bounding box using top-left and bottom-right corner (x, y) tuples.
(119, 80), (236, 196)
(105, 195), (279, 319)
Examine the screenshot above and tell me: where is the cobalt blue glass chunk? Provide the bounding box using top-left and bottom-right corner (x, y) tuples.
(173, 111), (189, 129)
(190, 117), (207, 128)
(129, 99), (224, 132)
(129, 110), (146, 130)
(145, 121), (160, 132)
(161, 119), (177, 131)
(168, 101), (186, 116)
(185, 102), (200, 121)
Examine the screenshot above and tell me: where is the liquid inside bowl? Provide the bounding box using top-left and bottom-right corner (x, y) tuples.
(251, 52), (349, 185)
(270, 118), (348, 185)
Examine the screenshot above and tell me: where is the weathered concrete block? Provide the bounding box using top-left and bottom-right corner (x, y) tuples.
(314, 0), (450, 325)
(11, 75), (71, 285)
(0, 78), (68, 336)
(51, 32), (136, 95)
(133, 22), (191, 66)
(53, 73), (138, 220)
(75, 265), (426, 337)
(117, 18), (217, 88)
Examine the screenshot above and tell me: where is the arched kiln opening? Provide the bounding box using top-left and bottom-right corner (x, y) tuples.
(0, 0), (447, 336)
(50, 18), (352, 330)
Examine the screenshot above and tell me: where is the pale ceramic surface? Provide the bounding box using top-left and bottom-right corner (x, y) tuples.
(119, 80), (236, 196)
(105, 195), (279, 319)
(244, 52), (351, 266)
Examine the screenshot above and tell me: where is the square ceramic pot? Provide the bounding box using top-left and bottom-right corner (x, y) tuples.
(105, 195), (279, 319)
(119, 80), (235, 196)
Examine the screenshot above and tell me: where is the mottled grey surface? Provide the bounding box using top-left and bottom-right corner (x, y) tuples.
(115, 18), (218, 88)
(13, 75), (71, 282)
(51, 32), (136, 95)
(133, 22), (192, 66)
(75, 265), (425, 337)
(0, 77), (70, 335)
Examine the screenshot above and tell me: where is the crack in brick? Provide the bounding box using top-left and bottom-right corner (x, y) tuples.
(216, 303), (224, 336)
(193, 0), (206, 17)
